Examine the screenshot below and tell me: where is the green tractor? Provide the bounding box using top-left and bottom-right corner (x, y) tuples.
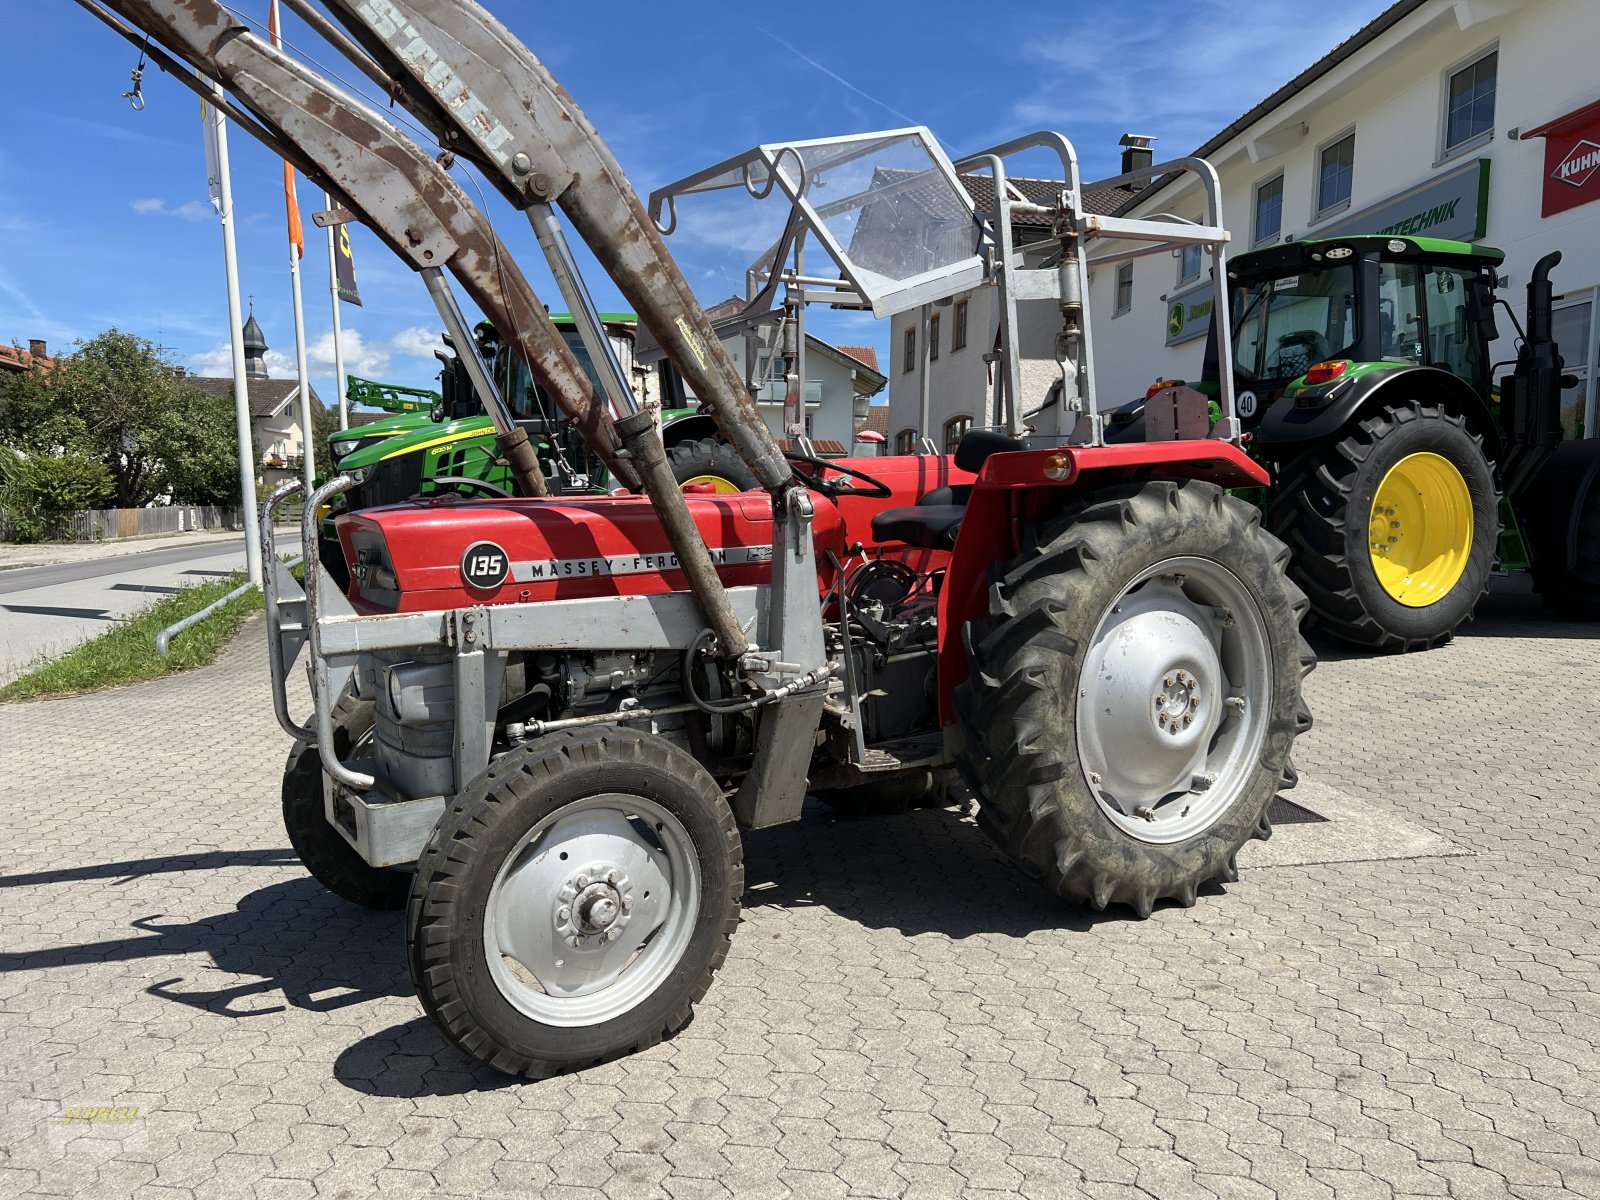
(1126, 234), (1597, 650)
(316, 313), (758, 584)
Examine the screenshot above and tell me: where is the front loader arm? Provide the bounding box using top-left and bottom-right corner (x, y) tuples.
(86, 0), (644, 495)
(313, 0), (794, 497)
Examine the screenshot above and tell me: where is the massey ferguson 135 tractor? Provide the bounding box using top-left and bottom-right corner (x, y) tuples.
(88, 0), (1312, 1077)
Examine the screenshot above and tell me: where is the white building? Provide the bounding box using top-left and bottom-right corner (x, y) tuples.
(893, 0), (1600, 445)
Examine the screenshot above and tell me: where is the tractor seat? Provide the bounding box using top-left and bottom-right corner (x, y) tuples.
(870, 430), (1023, 549)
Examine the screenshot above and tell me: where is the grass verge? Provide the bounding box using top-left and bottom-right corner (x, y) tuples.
(0, 574), (262, 702)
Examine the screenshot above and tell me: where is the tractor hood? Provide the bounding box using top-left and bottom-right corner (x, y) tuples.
(337, 492), (848, 613)
(336, 414), (495, 471)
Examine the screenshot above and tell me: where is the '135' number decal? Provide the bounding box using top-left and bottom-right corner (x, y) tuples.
(460, 541), (510, 589)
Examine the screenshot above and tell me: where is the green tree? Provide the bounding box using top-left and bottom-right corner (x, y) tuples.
(1, 452), (114, 543)
(0, 328), (243, 508)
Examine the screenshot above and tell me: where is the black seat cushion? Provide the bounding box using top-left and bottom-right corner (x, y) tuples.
(918, 483), (972, 507)
(953, 429), (1024, 473)
(871, 504), (967, 550)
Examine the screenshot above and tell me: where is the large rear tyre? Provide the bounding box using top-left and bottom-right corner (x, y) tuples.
(1267, 402), (1498, 651)
(407, 729), (742, 1078)
(1537, 475), (1600, 619)
(281, 695), (412, 910)
(953, 479), (1314, 917)
(666, 436), (760, 494)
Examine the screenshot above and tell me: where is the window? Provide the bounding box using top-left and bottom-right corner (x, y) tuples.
(953, 299), (969, 350)
(1376, 261), (1423, 365)
(894, 428), (917, 455)
(1254, 175), (1283, 245)
(1178, 243), (1202, 285)
(1552, 298), (1594, 440)
(943, 415), (972, 453)
(1231, 264), (1358, 381)
(902, 327), (916, 373)
(929, 312), (941, 361)
(1422, 265), (1486, 386)
(1444, 50), (1497, 155)
(1114, 262), (1134, 316)
(1317, 132), (1355, 218)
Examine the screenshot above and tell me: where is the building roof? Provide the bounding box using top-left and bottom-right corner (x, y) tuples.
(0, 341), (53, 375)
(960, 173), (1128, 225)
(1117, 0), (1429, 214)
(858, 404), (890, 436)
(347, 409), (392, 427)
(836, 345), (879, 372)
(185, 375), (325, 418)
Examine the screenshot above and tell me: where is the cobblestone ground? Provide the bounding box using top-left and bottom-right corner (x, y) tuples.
(1, 596), (1597, 1199)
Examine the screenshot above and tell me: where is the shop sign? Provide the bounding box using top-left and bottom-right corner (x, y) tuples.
(1165, 281), (1216, 346)
(1317, 158), (1489, 242)
(1524, 99), (1600, 218)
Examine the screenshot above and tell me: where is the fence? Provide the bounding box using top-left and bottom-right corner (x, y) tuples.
(1, 504), (246, 543)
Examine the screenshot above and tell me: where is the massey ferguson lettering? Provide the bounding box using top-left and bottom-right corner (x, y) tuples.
(510, 544), (772, 583)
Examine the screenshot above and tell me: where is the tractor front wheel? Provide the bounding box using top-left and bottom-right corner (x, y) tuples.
(953, 479), (1313, 917)
(281, 695), (412, 910)
(1268, 402), (1499, 651)
(407, 729), (742, 1078)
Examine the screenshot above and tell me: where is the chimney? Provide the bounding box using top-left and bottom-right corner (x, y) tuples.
(1119, 134), (1156, 190)
(27, 339), (46, 360)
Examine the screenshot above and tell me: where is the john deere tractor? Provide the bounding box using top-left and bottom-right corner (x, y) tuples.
(1144, 234), (1596, 651)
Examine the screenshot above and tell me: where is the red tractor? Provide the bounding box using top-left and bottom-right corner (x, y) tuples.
(95, 0), (1313, 1078)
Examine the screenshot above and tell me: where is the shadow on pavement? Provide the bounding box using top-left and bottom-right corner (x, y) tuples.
(0, 877), (410, 1017)
(0, 847), (298, 890)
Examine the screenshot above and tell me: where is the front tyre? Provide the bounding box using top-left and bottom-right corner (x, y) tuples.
(281, 695), (412, 910)
(1268, 402), (1498, 651)
(953, 479), (1314, 917)
(407, 729), (742, 1078)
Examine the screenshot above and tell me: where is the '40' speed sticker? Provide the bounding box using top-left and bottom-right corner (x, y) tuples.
(461, 541), (510, 590)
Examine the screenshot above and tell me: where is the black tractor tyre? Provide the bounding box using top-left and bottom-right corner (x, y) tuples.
(813, 767), (958, 817)
(407, 728), (742, 1078)
(1537, 480), (1600, 619)
(666, 436), (761, 493)
(1266, 402), (1499, 652)
(281, 694), (412, 910)
(952, 479), (1314, 918)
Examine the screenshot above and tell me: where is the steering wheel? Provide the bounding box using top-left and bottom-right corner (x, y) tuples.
(783, 450), (893, 499)
(431, 475), (515, 500)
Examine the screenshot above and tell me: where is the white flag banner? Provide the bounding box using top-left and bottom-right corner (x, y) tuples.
(200, 85), (224, 216)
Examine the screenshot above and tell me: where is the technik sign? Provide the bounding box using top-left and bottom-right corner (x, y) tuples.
(1523, 99), (1600, 218)
(1318, 158), (1490, 242)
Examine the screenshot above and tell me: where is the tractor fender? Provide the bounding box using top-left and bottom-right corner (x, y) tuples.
(659, 412), (720, 448)
(1516, 438), (1600, 571)
(1255, 366), (1500, 460)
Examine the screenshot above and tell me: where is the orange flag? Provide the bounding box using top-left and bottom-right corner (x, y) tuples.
(267, 1), (303, 258)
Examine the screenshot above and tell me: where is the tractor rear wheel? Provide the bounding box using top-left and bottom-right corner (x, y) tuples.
(407, 728), (742, 1078)
(953, 479), (1313, 917)
(1267, 402), (1498, 651)
(667, 436), (760, 493)
(281, 695), (412, 910)
(1538, 476), (1600, 619)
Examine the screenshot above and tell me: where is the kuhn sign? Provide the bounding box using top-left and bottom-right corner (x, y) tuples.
(1554, 140), (1600, 189)
(1524, 100), (1600, 218)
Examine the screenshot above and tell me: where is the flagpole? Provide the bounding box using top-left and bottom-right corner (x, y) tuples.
(324, 190), (349, 431)
(204, 81), (263, 586)
(271, 0), (316, 491)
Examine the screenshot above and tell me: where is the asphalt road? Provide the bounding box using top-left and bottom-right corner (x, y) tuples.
(0, 537), (250, 683)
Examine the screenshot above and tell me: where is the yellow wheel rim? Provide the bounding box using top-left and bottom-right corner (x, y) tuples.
(1368, 452), (1473, 608)
(681, 474), (744, 494)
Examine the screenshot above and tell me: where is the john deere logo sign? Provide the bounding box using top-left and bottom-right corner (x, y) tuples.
(1166, 289), (1214, 346)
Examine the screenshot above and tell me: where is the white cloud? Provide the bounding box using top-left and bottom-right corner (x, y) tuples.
(389, 325), (445, 360)
(186, 327), (390, 381)
(130, 197), (215, 222)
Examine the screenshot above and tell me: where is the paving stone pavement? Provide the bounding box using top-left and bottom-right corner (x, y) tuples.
(1, 595), (1597, 1199)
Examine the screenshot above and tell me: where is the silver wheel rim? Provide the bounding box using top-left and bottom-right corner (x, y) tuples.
(483, 793), (700, 1027)
(1074, 555), (1272, 845)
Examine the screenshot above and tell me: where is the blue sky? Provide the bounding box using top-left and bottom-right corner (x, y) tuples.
(1, 1), (1391, 406)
